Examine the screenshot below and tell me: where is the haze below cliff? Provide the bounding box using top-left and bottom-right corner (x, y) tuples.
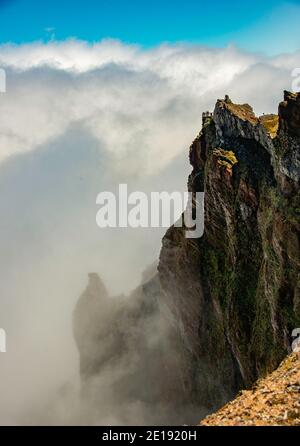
(0, 41), (299, 424)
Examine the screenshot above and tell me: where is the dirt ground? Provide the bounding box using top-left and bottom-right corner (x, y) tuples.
(200, 353), (300, 426)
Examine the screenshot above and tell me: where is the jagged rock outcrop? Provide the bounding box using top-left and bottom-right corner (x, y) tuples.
(158, 91), (300, 413)
(73, 91), (299, 424)
(73, 267), (160, 391)
(73, 266), (202, 424)
(279, 91), (300, 138)
(213, 95), (276, 155)
(277, 91), (300, 184)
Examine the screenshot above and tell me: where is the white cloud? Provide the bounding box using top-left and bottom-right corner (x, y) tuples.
(0, 39), (299, 424)
(0, 39), (299, 171)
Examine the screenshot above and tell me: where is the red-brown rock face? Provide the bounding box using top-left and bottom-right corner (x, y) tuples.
(159, 92), (300, 413)
(73, 92), (300, 424)
(279, 91), (300, 138)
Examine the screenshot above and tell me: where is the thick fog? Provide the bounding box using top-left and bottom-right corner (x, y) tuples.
(0, 40), (299, 424)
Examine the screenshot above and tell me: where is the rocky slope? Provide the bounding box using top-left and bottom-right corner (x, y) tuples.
(158, 91), (300, 413)
(73, 91), (300, 424)
(200, 353), (300, 426)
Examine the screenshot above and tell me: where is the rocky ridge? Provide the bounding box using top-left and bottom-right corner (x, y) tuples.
(73, 91), (300, 424)
(158, 91), (300, 412)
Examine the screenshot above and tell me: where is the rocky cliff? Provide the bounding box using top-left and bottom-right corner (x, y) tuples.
(158, 91), (300, 413)
(73, 91), (300, 424)
(73, 267), (202, 424)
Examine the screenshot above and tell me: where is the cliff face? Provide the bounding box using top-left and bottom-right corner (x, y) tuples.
(73, 91), (300, 424)
(158, 91), (300, 411)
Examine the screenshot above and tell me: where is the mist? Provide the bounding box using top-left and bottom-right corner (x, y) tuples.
(0, 39), (299, 425)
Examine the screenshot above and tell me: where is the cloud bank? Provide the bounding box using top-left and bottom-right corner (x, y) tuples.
(1, 39), (299, 167)
(0, 39), (299, 425)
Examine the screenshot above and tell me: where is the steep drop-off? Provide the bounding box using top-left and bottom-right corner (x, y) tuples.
(158, 91), (300, 412)
(73, 91), (300, 424)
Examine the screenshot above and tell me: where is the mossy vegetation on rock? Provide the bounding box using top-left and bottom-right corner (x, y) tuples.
(158, 92), (300, 415)
(259, 114), (279, 138)
(213, 149), (238, 171)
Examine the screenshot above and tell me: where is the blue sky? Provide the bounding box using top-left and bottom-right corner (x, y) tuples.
(0, 0), (300, 423)
(0, 0), (299, 54)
